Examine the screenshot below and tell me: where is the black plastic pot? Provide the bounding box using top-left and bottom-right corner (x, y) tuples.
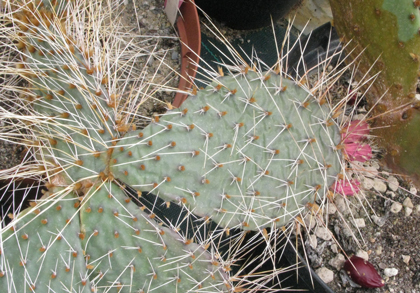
(195, 0), (301, 30)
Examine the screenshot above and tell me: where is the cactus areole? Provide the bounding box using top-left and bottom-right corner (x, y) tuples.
(329, 0), (420, 185)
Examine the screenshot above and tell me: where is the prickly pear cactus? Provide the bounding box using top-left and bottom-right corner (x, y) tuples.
(0, 184), (229, 292)
(0, 0), (376, 292)
(111, 72), (343, 230)
(0, 189), (90, 292)
(329, 0), (420, 185)
(0, 0), (228, 292)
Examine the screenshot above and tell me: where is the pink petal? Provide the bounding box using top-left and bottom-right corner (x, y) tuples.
(344, 143), (373, 162)
(341, 120), (370, 143)
(332, 179), (361, 196)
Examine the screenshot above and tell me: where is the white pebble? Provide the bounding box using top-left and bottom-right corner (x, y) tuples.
(342, 226), (354, 238)
(308, 234), (317, 249)
(362, 177), (374, 190)
(386, 191), (396, 198)
(352, 113), (366, 121)
(405, 207), (413, 217)
(363, 166), (379, 178)
(415, 205), (420, 215)
(304, 214), (316, 230)
(376, 246), (383, 255)
(410, 185), (417, 195)
(390, 202), (402, 214)
(334, 196), (349, 214)
(328, 254), (346, 270)
(356, 249), (369, 261)
(402, 255), (410, 265)
(371, 215), (386, 227)
(387, 176), (399, 191)
(371, 161), (380, 170)
(403, 197), (414, 209)
(331, 243), (339, 254)
(383, 268), (398, 277)
(327, 203), (337, 214)
(315, 226), (332, 241)
(373, 178), (387, 193)
(316, 267), (334, 283)
(352, 218), (366, 228)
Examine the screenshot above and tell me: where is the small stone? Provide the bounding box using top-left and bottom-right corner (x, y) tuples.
(316, 267), (334, 283)
(362, 165), (379, 178)
(386, 191), (396, 198)
(373, 178), (387, 193)
(331, 243), (339, 254)
(327, 203), (337, 214)
(383, 268), (398, 277)
(405, 207), (413, 217)
(315, 226), (332, 241)
(371, 215), (386, 227)
(402, 255), (410, 265)
(362, 177), (374, 190)
(308, 234), (317, 249)
(371, 161), (380, 170)
(352, 113), (366, 120)
(352, 218), (366, 228)
(390, 202), (402, 214)
(329, 254), (346, 270)
(304, 214), (316, 230)
(414, 205), (420, 215)
(356, 249), (369, 261)
(387, 176), (399, 192)
(410, 185), (417, 195)
(403, 197), (414, 209)
(342, 226), (353, 238)
(376, 246), (383, 255)
(171, 51), (179, 60)
(335, 196), (349, 214)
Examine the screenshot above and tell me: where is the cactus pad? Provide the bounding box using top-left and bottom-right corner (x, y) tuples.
(0, 184), (230, 292)
(111, 71), (343, 230)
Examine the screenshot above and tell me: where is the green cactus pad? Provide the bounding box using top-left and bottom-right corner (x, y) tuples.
(18, 4), (117, 184)
(0, 184), (230, 293)
(111, 71), (342, 230)
(80, 182), (230, 292)
(0, 189), (91, 292)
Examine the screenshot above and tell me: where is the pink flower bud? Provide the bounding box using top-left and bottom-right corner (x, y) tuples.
(344, 143), (372, 162)
(331, 179), (360, 196)
(341, 120), (369, 143)
(344, 256), (385, 288)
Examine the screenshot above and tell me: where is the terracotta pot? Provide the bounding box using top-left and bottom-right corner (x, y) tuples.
(172, 0), (201, 108)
